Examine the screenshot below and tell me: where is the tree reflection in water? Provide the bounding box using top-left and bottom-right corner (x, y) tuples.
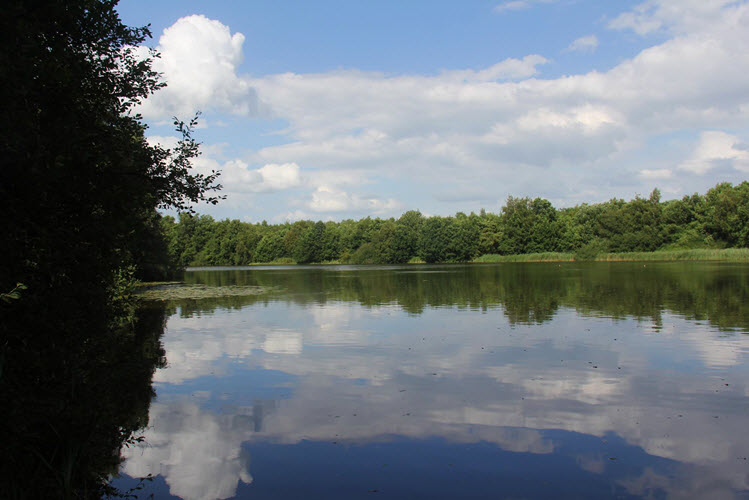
(183, 262), (749, 332)
(0, 304), (167, 499)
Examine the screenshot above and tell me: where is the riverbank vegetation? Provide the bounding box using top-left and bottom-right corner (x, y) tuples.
(474, 248), (749, 263)
(162, 182), (749, 266)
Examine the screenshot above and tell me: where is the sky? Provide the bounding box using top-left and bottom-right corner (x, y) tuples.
(116, 0), (749, 223)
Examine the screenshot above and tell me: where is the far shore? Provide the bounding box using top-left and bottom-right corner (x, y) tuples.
(472, 248), (749, 263)
(181, 248), (749, 269)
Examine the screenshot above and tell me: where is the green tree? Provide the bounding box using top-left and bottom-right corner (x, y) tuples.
(595, 190), (663, 252)
(448, 212), (479, 261)
(477, 211), (503, 255)
(294, 221), (326, 263)
(255, 231), (286, 262)
(418, 216), (450, 263)
(527, 198), (560, 253)
(703, 182), (749, 247)
(661, 193), (706, 248)
(500, 196), (560, 254)
(372, 220), (398, 263)
(233, 223), (261, 265)
(392, 210), (423, 262)
(284, 220), (314, 257)
(185, 214), (218, 265)
(320, 221), (342, 261)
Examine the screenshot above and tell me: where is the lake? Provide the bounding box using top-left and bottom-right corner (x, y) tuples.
(113, 262), (749, 499)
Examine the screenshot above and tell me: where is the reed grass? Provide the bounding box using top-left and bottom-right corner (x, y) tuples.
(249, 257), (295, 265)
(185, 248), (749, 268)
(595, 248), (749, 262)
(473, 248), (749, 263)
(473, 252), (574, 263)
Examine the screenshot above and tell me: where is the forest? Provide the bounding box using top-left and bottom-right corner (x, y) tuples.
(160, 182), (749, 267)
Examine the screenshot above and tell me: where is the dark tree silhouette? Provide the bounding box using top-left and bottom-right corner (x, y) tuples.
(0, 1), (221, 497)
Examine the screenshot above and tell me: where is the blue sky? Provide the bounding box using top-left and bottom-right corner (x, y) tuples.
(117, 0), (749, 222)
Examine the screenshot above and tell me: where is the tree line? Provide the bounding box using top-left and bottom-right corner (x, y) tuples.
(161, 182), (749, 267)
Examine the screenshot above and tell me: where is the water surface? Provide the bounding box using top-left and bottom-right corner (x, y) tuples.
(115, 262), (749, 499)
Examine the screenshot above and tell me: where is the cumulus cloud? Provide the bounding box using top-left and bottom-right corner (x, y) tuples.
(678, 131), (749, 174)
(566, 35), (599, 53)
(123, 401), (253, 500)
(609, 0), (739, 36)
(145, 135), (180, 149)
(260, 2), (746, 205)
(196, 159), (303, 193)
(308, 185), (402, 214)
(137, 15), (259, 120)
(608, 1), (665, 35)
(639, 168), (672, 179)
(441, 55), (548, 82)
(253, 163), (303, 191)
(144, 2), (749, 218)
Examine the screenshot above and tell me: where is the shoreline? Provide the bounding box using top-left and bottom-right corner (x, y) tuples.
(473, 248), (749, 263)
(181, 248), (749, 269)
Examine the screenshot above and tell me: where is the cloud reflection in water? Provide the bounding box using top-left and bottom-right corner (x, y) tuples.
(122, 265), (749, 499)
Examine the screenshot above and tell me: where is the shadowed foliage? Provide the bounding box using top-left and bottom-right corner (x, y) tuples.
(0, 1), (219, 497)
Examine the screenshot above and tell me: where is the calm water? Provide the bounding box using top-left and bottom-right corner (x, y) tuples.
(114, 263), (749, 499)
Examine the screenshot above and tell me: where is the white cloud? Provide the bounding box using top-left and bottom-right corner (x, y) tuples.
(494, 0), (530, 12)
(512, 105), (619, 134)
(245, 1), (749, 182)
(306, 169), (373, 189)
(493, 0), (556, 13)
(255, 163), (303, 191)
(274, 209), (316, 222)
(609, 0), (739, 36)
(123, 401), (253, 500)
(202, 159), (302, 193)
(137, 15), (259, 120)
(678, 131), (749, 174)
(145, 135), (180, 149)
(608, 1), (665, 35)
(639, 168), (673, 179)
(308, 185), (402, 214)
(566, 35), (599, 53)
(441, 55), (548, 82)
(263, 330), (303, 354)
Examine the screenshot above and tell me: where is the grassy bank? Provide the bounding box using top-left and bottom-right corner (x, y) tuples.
(474, 248), (749, 263)
(473, 252), (574, 263)
(595, 248), (749, 261)
(180, 248), (749, 269)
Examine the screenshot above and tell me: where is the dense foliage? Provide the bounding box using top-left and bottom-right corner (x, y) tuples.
(0, 1), (218, 497)
(164, 183), (749, 266)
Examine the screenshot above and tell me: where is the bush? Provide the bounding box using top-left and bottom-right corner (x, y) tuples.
(347, 243), (379, 264)
(574, 239), (608, 261)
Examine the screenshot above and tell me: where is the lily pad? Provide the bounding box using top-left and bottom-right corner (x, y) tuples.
(135, 283), (278, 301)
